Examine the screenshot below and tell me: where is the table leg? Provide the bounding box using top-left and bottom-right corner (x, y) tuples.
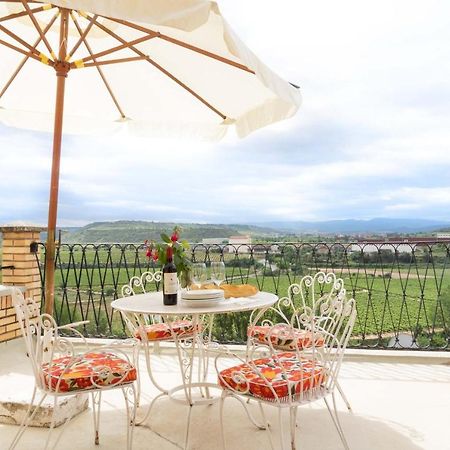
(165, 313), (220, 406)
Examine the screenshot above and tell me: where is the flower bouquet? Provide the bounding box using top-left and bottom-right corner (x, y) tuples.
(144, 226), (192, 288)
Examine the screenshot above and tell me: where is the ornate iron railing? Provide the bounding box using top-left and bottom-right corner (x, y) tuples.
(33, 241), (450, 350)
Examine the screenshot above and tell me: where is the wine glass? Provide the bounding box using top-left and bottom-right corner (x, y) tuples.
(192, 263), (207, 288)
(210, 261), (226, 287)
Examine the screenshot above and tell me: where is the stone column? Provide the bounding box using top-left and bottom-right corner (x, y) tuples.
(0, 225), (45, 342)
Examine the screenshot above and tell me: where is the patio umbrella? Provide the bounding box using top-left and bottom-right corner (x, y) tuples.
(0, 0), (301, 314)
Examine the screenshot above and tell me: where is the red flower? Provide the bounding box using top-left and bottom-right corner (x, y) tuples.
(170, 232), (178, 242)
(152, 251), (159, 262)
(146, 248), (152, 259)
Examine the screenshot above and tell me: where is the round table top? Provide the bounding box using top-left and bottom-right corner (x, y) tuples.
(111, 291), (278, 315)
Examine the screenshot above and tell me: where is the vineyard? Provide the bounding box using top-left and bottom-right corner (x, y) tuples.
(30, 241), (450, 350)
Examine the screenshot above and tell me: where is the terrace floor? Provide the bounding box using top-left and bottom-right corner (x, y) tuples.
(0, 338), (449, 450)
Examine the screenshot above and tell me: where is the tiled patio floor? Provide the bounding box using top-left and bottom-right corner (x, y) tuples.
(0, 338), (449, 450)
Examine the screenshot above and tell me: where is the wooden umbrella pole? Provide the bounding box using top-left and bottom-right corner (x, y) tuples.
(44, 8), (70, 315)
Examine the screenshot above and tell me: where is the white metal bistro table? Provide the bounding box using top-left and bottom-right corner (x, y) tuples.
(111, 290), (277, 448)
(111, 290), (277, 319)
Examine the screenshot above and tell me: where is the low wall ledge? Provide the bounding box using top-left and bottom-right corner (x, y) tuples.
(0, 285), (26, 297)
(0, 226), (46, 233)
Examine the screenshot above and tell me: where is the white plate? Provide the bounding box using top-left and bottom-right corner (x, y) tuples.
(181, 289), (224, 300)
(181, 297), (224, 308)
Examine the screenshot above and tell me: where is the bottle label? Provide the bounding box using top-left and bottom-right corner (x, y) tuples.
(164, 273), (178, 295)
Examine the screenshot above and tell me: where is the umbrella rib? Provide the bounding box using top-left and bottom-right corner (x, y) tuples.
(0, 4), (54, 23)
(0, 10), (59, 99)
(0, 35), (51, 64)
(86, 14), (227, 120)
(20, 0), (55, 59)
(0, 22), (44, 58)
(75, 55), (147, 68)
(66, 13), (98, 62)
(145, 55), (227, 119)
(0, 0), (42, 3)
(69, 11), (126, 118)
(70, 31), (158, 67)
(160, 33), (255, 74)
(105, 16), (255, 75)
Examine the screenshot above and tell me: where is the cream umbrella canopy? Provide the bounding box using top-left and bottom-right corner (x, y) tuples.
(0, 0), (301, 314)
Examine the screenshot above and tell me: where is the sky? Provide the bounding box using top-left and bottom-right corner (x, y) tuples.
(1, 0), (450, 227)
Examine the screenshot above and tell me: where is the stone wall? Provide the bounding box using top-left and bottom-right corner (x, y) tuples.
(0, 226), (44, 342)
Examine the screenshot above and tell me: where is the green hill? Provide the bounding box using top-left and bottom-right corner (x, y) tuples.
(61, 220), (279, 244)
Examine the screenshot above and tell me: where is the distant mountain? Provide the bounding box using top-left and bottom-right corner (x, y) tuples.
(61, 220), (279, 244)
(254, 218), (450, 234)
(53, 218), (450, 243)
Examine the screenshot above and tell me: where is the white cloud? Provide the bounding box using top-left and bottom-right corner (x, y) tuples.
(1, 0), (450, 226)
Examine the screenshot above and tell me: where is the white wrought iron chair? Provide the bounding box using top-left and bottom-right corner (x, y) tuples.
(247, 272), (354, 412)
(10, 288), (138, 450)
(216, 272), (357, 450)
(120, 271), (200, 402)
(121, 271), (165, 354)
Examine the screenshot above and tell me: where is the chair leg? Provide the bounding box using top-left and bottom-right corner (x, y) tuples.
(219, 393), (227, 450)
(133, 346), (142, 408)
(324, 394), (350, 450)
(43, 396), (58, 450)
(91, 391), (102, 445)
(289, 407), (298, 450)
(122, 385), (137, 450)
(332, 392), (350, 449)
(153, 341), (161, 355)
(278, 408), (286, 450)
(220, 394), (273, 450)
(50, 402), (79, 450)
(135, 368), (142, 409)
(135, 391), (166, 426)
(184, 405), (193, 450)
(9, 388), (46, 450)
(336, 381), (352, 412)
(234, 395), (267, 430)
(258, 402), (275, 450)
(143, 343), (167, 394)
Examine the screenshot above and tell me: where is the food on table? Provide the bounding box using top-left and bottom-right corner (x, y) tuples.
(189, 283), (258, 298)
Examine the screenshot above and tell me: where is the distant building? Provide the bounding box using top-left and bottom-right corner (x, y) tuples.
(350, 236), (450, 254)
(202, 238), (228, 245)
(351, 242), (414, 254)
(227, 235), (252, 253)
(436, 232), (450, 239)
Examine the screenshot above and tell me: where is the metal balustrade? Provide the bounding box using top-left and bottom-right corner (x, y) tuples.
(32, 241), (450, 350)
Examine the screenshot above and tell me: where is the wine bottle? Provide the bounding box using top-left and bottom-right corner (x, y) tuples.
(163, 246), (178, 305)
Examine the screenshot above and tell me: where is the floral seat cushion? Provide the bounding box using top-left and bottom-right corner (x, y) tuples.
(219, 352), (326, 400)
(42, 352), (137, 393)
(248, 325), (324, 351)
(134, 320), (199, 341)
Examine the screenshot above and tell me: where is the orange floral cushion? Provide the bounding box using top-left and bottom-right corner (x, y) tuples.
(248, 325), (324, 351)
(219, 352), (326, 400)
(134, 320), (199, 341)
(42, 352), (137, 393)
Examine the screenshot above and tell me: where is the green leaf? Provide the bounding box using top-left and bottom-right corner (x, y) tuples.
(161, 233), (171, 243)
(174, 254), (181, 265)
(181, 240), (190, 250)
